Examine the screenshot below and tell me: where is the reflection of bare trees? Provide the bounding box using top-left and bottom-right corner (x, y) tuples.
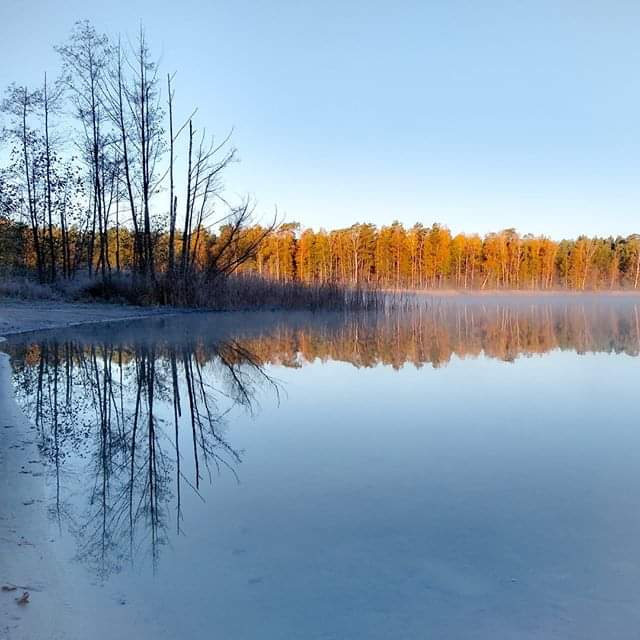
(9, 336), (276, 578)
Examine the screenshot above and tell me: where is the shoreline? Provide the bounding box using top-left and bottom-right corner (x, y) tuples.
(0, 299), (189, 338)
(1, 289), (638, 340)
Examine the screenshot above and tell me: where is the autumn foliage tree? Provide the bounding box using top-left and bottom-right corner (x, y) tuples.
(246, 223), (640, 291)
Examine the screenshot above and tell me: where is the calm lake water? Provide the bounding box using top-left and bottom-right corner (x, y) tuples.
(5, 297), (640, 638)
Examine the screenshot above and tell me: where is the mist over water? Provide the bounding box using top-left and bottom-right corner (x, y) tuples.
(5, 297), (640, 639)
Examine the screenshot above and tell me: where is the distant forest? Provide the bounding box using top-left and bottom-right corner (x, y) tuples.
(1, 21), (638, 293)
(232, 223), (640, 291)
(2, 218), (638, 291)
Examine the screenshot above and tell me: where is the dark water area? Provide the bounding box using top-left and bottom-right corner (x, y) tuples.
(4, 297), (640, 638)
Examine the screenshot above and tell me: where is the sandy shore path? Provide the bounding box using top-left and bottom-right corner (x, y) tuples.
(0, 299), (183, 337)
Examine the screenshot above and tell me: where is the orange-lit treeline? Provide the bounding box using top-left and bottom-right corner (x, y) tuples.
(3, 219), (640, 290)
(238, 222), (640, 291)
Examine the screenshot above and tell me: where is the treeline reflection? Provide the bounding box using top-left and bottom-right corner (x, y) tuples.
(5, 300), (640, 576)
(235, 302), (640, 369)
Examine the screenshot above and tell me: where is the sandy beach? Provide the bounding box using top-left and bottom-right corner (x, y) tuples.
(0, 300), (184, 338)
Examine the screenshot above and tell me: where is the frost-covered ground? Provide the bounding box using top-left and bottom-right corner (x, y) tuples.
(0, 299), (181, 337)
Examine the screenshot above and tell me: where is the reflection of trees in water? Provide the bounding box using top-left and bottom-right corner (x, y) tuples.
(7, 301), (640, 576)
(9, 337), (276, 578)
(238, 303), (640, 369)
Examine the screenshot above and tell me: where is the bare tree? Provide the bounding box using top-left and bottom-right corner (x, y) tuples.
(2, 84), (46, 281)
(56, 20), (112, 280)
(179, 121), (237, 275)
(40, 73), (67, 282)
(129, 27), (164, 279)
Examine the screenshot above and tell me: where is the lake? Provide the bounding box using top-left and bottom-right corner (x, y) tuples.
(4, 296), (640, 639)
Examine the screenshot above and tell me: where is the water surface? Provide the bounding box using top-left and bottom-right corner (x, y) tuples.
(5, 297), (640, 638)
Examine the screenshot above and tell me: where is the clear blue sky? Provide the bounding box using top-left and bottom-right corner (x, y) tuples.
(1, 0), (639, 239)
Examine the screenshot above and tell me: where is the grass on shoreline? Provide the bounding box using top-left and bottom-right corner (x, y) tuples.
(3, 274), (637, 316)
(0, 273), (384, 312)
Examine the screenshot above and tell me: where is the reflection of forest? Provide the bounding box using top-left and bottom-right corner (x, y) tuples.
(235, 303), (640, 369)
(4, 301), (639, 577)
(7, 336), (275, 578)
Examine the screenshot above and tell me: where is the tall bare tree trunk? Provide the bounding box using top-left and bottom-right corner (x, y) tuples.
(43, 73), (56, 282)
(167, 74), (176, 275)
